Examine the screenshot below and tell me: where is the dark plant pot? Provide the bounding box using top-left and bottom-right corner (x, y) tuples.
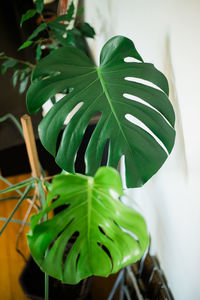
(125, 252), (174, 300)
(19, 256), (92, 300)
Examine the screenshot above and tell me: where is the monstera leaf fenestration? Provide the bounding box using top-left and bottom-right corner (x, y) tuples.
(27, 167), (149, 284)
(27, 36), (175, 188)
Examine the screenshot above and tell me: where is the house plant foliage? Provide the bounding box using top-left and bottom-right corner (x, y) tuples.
(0, 0), (95, 95)
(26, 35), (175, 284)
(0, 0), (175, 292)
(28, 167), (148, 284)
(27, 35), (175, 188)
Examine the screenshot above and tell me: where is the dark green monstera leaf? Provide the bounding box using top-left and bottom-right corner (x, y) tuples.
(27, 167), (149, 284)
(27, 35), (175, 188)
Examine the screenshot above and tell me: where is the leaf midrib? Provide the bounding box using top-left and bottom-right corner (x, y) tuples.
(87, 177), (94, 269)
(96, 67), (134, 157)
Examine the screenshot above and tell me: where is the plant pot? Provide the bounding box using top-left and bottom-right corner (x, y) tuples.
(19, 256), (92, 300)
(124, 252), (174, 300)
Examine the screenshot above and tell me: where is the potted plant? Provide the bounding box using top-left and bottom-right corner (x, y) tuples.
(0, 0), (176, 298)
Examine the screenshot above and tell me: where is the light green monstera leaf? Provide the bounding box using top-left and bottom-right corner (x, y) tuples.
(27, 167), (149, 284)
(27, 35), (175, 188)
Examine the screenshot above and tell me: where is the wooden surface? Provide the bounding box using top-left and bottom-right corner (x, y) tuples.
(0, 173), (36, 300)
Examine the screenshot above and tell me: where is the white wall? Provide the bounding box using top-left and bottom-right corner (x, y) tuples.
(84, 1), (200, 299)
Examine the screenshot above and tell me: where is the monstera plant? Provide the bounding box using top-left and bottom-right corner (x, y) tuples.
(26, 35), (175, 284)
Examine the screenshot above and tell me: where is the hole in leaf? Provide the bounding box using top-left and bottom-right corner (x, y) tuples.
(75, 112), (101, 174)
(54, 203), (70, 215)
(99, 226), (106, 235)
(64, 102), (84, 125)
(98, 226), (113, 241)
(42, 99), (53, 116)
(76, 253), (80, 270)
(121, 227), (139, 242)
(113, 220), (140, 244)
(113, 220), (120, 228)
(123, 93), (172, 127)
(48, 217), (74, 251)
(52, 195), (60, 201)
(97, 242), (113, 270)
(56, 129), (63, 154)
(62, 231), (80, 266)
(100, 139), (110, 167)
(125, 113), (168, 155)
(124, 76), (163, 92)
(124, 57), (142, 63)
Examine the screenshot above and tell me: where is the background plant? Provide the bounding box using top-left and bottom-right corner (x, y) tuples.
(0, 0), (95, 95)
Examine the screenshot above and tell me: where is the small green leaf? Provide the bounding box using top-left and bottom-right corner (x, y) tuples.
(20, 9), (37, 27)
(12, 70), (20, 87)
(49, 20), (66, 33)
(28, 23), (47, 41)
(0, 52), (4, 57)
(20, 71), (26, 81)
(19, 76), (29, 94)
(49, 21), (73, 46)
(1, 59), (17, 74)
(18, 40), (33, 51)
(36, 44), (42, 61)
(66, 1), (75, 22)
(79, 22), (95, 38)
(56, 14), (70, 23)
(35, 0), (44, 14)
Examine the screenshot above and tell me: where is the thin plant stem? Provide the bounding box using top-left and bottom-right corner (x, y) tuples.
(38, 180), (46, 208)
(123, 286), (132, 300)
(0, 113), (45, 176)
(16, 193), (37, 253)
(0, 194), (39, 212)
(0, 55), (35, 69)
(37, 179), (49, 300)
(126, 266), (144, 300)
(45, 272), (49, 300)
(0, 175), (23, 196)
(0, 196), (39, 211)
(0, 177), (36, 195)
(42, 175), (56, 181)
(0, 217), (30, 226)
(0, 185), (32, 235)
(0, 196), (22, 201)
(0, 175), (39, 209)
(0, 113), (24, 138)
(107, 269), (124, 300)
(120, 268), (125, 300)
